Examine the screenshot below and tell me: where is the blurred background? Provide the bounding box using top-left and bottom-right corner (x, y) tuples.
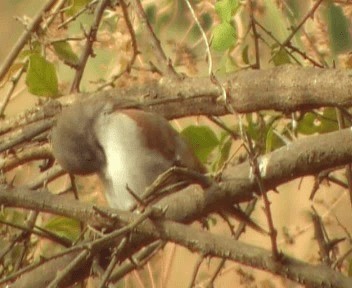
(1, 1), (352, 287)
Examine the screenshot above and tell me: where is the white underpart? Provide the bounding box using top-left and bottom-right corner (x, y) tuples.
(248, 155), (270, 180)
(94, 113), (171, 211)
(258, 155), (269, 177)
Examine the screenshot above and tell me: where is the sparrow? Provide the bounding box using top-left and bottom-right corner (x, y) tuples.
(51, 99), (205, 211)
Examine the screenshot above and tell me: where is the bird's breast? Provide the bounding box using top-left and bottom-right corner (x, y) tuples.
(94, 112), (172, 210)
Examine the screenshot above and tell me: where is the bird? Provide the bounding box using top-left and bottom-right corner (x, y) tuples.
(51, 99), (205, 211)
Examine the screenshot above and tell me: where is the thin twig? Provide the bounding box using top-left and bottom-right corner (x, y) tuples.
(109, 241), (163, 283)
(58, 0), (99, 29)
(97, 0), (140, 90)
(0, 100), (60, 136)
(1, 211), (40, 273)
(0, 218), (72, 247)
(282, 0), (325, 47)
(245, 134), (279, 259)
(208, 116), (240, 140)
(233, 200), (258, 239)
(0, 144), (52, 172)
(0, 119), (54, 153)
(47, 206), (159, 261)
(143, 166), (210, 200)
(129, 0), (179, 78)
(0, 0), (59, 82)
(98, 237), (128, 288)
(248, 0), (260, 69)
(311, 209), (331, 265)
(206, 258), (224, 288)
(47, 249), (90, 288)
(206, 199), (259, 287)
(28, 165), (65, 189)
(161, 243), (176, 287)
(42, 0), (68, 30)
(0, 66), (25, 117)
(188, 254), (206, 288)
(253, 18), (301, 65)
(183, 0), (212, 76)
(13, 211), (39, 271)
(335, 108), (352, 209)
(70, 0), (113, 92)
(69, 174), (85, 232)
(0, 234), (22, 262)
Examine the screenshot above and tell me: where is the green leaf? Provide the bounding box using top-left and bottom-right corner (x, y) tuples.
(200, 13), (213, 31)
(271, 47), (291, 66)
(19, 42), (41, 60)
(319, 108), (338, 133)
(66, 0), (91, 16)
(217, 53), (238, 74)
(296, 112), (319, 135)
(155, 13), (171, 34)
(215, 0), (240, 22)
(265, 127), (285, 153)
(285, 0), (302, 19)
(297, 109), (338, 135)
(26, 54), (59, 97)
(245, 113), (261, 142)
(262, 0), (290, 41)
(43, 216), (80, 242)
(181, 125), (219, 164)
(265, 127), (275, 153)
(146, 5), (157, 24)
(212, 22), (237, 51)
(201, 215), (218, 230)
(326, 2), (352, 54)
(52, 41), (79, 66)
(0, 209), (26, 226)
(215, 135), (232, 170)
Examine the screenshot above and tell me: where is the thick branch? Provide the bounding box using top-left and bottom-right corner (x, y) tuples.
(1, 184), (352, 288)
(65, 65), (352, 118)
(2, 128), (352, 287)
(157, 127), (352, 222)
(4, 128), (352, 222)
(2, 66), (352, 287)
(2, 65), (352, 143)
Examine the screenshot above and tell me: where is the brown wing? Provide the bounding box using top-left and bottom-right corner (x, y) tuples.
(120, 109), (205, 173)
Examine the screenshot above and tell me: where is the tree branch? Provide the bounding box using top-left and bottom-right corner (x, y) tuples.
(57, 65), (352, 118)
(2, 65), (352, 145)
(2, 127), (352, 287)
(2, 65), (352, 287)
(0, 0), (59, 82)
(1, 181), (352, 288)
